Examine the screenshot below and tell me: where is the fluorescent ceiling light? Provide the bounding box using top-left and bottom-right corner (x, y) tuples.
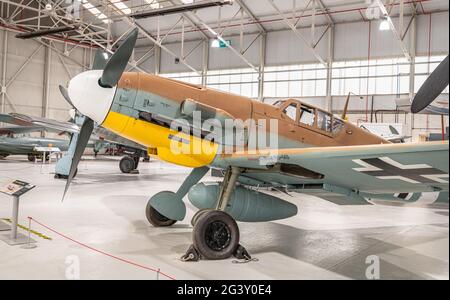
(379, 19), (390, 31)
(81, 0), (110, 23)
(110, 0), (132, 15)
(102, 52), (109, 60)
(144, 0), (161, 9)
(133, 0), (231, 19)
(211, 39), (221, 48)
(81, 0), (131, 23)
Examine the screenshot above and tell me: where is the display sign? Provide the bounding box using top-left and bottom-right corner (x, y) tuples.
(0, 180), (35, 197)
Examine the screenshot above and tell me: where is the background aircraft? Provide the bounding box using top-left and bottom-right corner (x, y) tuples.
(0, 126), (74, 161)
(59, 29), (448, 261)
(0, 112), (148, 175)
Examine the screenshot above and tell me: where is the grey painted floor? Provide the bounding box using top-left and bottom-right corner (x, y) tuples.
(0, 156), (448, 280)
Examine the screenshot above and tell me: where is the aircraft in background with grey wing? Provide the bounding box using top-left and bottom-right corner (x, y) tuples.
(0, 111), (149, 176)
(0, 126), (75, 161)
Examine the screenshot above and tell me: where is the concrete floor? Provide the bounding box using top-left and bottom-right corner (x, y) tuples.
(0, 155), (448, 280)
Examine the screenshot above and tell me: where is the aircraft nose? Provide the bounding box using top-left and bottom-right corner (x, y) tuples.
(67, 70), (116, 124)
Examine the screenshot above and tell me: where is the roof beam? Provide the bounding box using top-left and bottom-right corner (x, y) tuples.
(374, 0), (412, 61)
(315, 0), (335, 25)
(168, 0), (210, 40)
(104, 0), (202, 75)
(234, 0), (267, 34)
(267, 0), (328, 67)
(185, 12), (259, 71)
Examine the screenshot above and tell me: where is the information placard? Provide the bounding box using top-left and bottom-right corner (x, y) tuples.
(0, 180), (35, 197)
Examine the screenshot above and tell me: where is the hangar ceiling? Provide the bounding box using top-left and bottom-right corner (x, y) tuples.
(1, 0), (448, 48)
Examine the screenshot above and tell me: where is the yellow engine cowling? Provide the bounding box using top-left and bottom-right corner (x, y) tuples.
(103, 111), (218, 168)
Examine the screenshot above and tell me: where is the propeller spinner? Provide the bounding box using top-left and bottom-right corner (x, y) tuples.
(61, 28), (139, 200)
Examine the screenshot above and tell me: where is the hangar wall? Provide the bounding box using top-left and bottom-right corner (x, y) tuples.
(144, 12), (448, 72)
(0, 30), (87, 122)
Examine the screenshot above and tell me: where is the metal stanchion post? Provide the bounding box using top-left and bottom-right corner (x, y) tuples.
(157, 268), (160, 280)
(0, 181), (37, 246)
(10, 195), (19, 240)
(21, 217), (37, 249)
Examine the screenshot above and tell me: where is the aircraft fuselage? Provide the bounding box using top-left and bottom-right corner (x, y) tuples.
(98, 72), (388, 168)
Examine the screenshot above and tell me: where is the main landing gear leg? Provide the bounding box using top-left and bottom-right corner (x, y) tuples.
(146, 166), (210, 227)
(182, 167), (252, 262)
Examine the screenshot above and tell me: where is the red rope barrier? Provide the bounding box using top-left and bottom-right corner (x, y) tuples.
(28, 217), (176, 280)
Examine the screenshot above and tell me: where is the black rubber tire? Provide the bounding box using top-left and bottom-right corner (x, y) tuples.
(191, 209), (214, 227)
(193, 210), (239, 260)
(119, 156), (135, 173)
(145, 202), (177, 227)
(0, 154), (8, 159)
(27, 154), (36, 162)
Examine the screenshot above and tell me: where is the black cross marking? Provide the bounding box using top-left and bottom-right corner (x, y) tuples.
(359, 158), (447, 184)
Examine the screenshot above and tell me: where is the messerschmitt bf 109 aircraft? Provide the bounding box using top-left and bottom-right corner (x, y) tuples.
(60, 29), (449, 261)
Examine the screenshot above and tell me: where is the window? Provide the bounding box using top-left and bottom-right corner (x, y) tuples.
(332, 118), (345, 134)
(207, 68), (259, 98)
(264, 63), (327, 98)
(331, 58), (410, 96)
(299, 106), (315, 127)
(283, 103), (298, 122)
(414, 55), (449, 94)
(317, 111), (332, 132)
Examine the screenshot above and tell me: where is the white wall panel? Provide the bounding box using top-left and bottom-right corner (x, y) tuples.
(0, 29), (87, 121)
(416, 12), (449, 55)
(266, 27), (329, 66)
(334, 22), (370, 61)
(160, 40), (204, 73)
(134, 48), (156, 73)
(209, 33), (260, 70)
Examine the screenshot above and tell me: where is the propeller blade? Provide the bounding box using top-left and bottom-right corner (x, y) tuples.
(411, 55), (449, 113)
(62, 117), (95, 201)
(59, 85), (75, 109)
(99, 28), (138, 88)
(389, 125), (399, 135)
(92, 50), (109, 70)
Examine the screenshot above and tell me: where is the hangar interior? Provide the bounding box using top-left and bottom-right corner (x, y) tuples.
(0, 0), (449, 280)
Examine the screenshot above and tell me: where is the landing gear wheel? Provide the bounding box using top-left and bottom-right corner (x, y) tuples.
(193, 210), (239, 260)
(27, 154), (36, 162)
(146, 202), (177, 227)
(119, 156), (135, 173)
(0, 154), (8, 159)
(191, 209), (214, 227)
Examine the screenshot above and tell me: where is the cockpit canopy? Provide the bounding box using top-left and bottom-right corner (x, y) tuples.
(273, 99), (345, 135)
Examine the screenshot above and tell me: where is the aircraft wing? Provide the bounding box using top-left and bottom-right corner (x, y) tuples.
(396, 97), (449, 115)
(0, 113), (146, 151)
(221, 142), (449, 195)
(0, 126), (46, 135)
(0, 113), (80, 134)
